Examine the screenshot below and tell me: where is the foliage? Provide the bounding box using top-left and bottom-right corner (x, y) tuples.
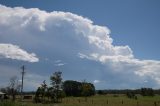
(97, 90), (104, 95)
(96, 88), (155, 96)
(34, 87), (42, 103)
(63, 80), (82, 97)
(50, 71), (63, 103)
(126, 92), (137, 99)
(9, 76), (21, 101)
(81, 82), (95, 97)
(141, 88), (154, 96)
(63, 80), (95, 97)
(34, 71), (64, 103)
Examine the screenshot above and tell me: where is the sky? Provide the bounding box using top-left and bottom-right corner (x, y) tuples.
(0, 0), (160, 91)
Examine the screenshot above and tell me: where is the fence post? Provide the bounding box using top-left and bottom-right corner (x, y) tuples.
(78, 99), (80, 103)
(122, 100), (123, 104)
(137, 101), (139, 106)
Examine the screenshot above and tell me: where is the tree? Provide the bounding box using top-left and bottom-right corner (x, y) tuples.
(81, 81), (95, 102)
(97, 90), (104, 95)
(50, 71), (63, 103)
(46, 87), (53, 101)
(9, 76), (21, 101)
(34, 80), (48, 103)
(35, 87), (42, 103)
(41, 80), (47, 102)
(126, 91), (136, 99)
(63, 80), (95, 97)
(141, 88), (154, 96)
(63, 80), (82, 97)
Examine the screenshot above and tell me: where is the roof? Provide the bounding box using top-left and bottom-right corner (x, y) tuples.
(0, 91), (5, 95)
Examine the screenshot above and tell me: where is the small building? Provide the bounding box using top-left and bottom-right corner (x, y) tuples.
(0, 91), (5, 101)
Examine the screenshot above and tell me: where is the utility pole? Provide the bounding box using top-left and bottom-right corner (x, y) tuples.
(21, 65), (25, 101)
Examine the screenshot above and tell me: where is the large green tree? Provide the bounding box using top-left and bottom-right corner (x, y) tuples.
(81, 82), (95, 97)
(63, 80), (82, 97)
(63, 80), (95, 97)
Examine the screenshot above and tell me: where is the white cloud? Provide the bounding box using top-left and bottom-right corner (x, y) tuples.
(55, 63), (65, 66)
(0, 44), (39, 62)
(54, 60), (62, 63)
(0, 4), (160, 89)
(24, 73), (48, 91)
(94, 80), (100, 84)
(54, 60), (66, 66)
(78, 53), (90, 59)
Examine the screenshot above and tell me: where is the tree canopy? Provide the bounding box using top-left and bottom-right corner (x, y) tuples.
(63, 80), (95, 97)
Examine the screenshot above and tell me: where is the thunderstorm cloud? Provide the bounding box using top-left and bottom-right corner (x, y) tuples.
(0, 5), (160, 90)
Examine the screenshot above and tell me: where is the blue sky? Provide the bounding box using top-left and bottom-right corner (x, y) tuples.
(0, 0), (160, 91)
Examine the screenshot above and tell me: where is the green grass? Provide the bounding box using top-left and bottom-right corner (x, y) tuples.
(0, 95), (160, 106)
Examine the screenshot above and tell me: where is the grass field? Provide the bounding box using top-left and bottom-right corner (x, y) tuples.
(1, 94), (160, 106)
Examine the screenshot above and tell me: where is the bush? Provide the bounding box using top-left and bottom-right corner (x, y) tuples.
(0, 101), (16, 106)
(141, 88), (154, 96)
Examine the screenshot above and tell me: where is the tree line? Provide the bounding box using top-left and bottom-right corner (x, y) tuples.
(97, 88), (155, 97)
(34, 71), (95, 103)
(0, 71), (95, 103)
(1, 70), (159, 103)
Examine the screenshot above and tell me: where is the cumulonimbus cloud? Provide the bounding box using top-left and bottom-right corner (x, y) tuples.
(0, 4), (160, 89)
(0, 44), (39, 62)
